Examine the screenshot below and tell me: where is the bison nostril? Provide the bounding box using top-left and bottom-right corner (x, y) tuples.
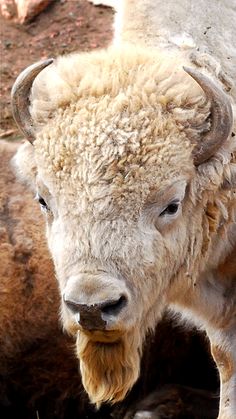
(101, 295), (127, 316)
(63, 294), (127, 330)
(64, 298), (80, 314)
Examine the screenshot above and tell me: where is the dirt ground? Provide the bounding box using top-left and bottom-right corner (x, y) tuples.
(0, 0), (114, 136)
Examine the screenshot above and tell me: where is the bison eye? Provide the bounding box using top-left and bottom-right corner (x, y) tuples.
(159, 201), (180, 217)
(36, 194), (50, 212)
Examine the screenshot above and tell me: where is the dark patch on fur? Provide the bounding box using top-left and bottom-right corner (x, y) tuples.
(0, 200), (18, 246)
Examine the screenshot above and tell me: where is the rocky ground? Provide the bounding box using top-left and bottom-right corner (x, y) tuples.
(0, 0), (113, 138)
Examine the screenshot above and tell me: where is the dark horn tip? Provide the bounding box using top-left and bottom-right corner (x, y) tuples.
(183, 66), (206, 83)
(39, 57), (54, 68)
(183, 66), (233, 166)
(183, 66), (192, 74)
(11, 58), (54, 96)
(11, 58), (54, 143)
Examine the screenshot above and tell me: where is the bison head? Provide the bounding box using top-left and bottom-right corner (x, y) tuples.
(12, 46), (234, 406)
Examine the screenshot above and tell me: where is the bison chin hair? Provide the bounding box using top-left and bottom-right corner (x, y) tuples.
(76, 328), (142, 407)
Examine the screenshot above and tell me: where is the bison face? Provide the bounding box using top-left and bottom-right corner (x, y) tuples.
(14, 131), (196, 407)
(42, 175), (191, 334)
(12, 46), (233, 407)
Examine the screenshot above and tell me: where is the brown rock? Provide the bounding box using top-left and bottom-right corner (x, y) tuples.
(15, 0), (51, 23)
(88, 0), (115, 7)
(0, 0), (51, 23)
(0, 0), (17, 20)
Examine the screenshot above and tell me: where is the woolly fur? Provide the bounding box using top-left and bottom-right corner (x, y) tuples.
(13, 44), (236, 409)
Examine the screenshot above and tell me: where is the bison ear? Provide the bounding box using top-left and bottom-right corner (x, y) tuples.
(11, 59), (53, 144)
(183, 67), (233, 166)
(11, 142), (37, 191)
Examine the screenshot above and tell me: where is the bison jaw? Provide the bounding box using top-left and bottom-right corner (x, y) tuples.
(76, 328), (142, 407)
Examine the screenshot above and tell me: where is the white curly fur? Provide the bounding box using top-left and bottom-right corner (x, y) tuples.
(13, 1), (236, 417)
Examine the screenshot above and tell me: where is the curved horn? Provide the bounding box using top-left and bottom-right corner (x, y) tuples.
(183, 67), (233, 166)
(11, 59), (53, 143)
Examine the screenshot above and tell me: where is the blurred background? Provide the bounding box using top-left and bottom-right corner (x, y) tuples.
(0, 0), (113, 140)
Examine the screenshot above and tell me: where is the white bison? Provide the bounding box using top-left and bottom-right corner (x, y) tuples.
(11, 0), (235, 418)
(1, 141), (217, 418)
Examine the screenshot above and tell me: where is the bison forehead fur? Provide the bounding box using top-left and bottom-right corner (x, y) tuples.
(13, 45), (236, 408)
(31, 47), (203, 197)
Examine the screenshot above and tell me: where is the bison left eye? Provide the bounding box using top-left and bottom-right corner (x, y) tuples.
(159, 201), (180, 217)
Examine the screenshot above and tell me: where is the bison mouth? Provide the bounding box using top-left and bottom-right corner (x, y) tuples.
(76, 328), (142, 407)
(80, 328), (125, 343)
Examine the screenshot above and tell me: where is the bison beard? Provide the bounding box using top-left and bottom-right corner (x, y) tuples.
(76, 329), (142, 407)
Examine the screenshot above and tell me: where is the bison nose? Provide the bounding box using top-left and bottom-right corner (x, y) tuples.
(64, 295), (127, 331)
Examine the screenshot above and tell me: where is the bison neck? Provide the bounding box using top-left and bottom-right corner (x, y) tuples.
(168, 240), (236, 331)
(114, 0), (236, 99)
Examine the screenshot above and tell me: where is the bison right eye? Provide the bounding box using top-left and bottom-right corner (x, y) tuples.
(36, 194), (50, 212)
